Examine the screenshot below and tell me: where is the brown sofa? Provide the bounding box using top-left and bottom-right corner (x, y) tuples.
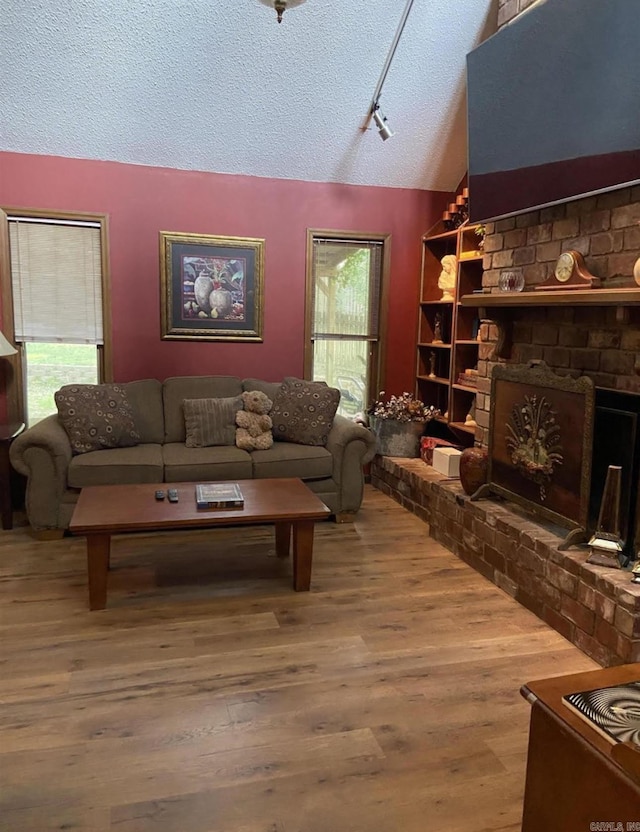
(10, 375), (376, 536)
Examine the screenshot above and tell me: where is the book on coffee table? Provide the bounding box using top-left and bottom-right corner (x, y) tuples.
(195, 482), (244, 510)
(562, 680), (640, 745)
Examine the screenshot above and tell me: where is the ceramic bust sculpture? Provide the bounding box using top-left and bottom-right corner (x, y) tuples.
(438, 254), (457, 301)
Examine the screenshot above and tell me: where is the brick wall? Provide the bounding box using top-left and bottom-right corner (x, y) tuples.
(476, 189), (640, 447)
(497, 0), (538, 28)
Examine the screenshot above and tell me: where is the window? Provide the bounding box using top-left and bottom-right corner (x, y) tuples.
(1, 210), (111, 425)
(305, 231), (389, 417)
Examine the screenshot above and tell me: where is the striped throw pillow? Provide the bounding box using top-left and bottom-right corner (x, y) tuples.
(183, 396), (243, 447)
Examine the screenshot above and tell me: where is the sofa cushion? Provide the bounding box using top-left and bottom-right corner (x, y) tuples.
(55, 383), (141, 455)
(162, 442), (252, 482)
(242, 378), (283, 401)
(163, 376), (243, 443)
(251, 442), (333, 480)
(271, 377), (340, 446)
(68, 444), (163, 487)
(122, 379), (164, 444)
(183, 395), (242, 447)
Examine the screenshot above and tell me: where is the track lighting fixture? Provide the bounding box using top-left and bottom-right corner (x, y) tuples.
(372, 106), (394, 141)
(366, 0), (416, 140)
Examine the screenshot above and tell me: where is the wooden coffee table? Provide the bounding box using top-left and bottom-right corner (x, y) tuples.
(69, 478), (331, 610)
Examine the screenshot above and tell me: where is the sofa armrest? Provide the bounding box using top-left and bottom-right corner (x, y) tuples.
(10, 414), (73, 531)
(325, 415), (376, 516)
(326, 413), (376, 465)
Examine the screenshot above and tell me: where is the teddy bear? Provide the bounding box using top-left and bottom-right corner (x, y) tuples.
(235, 390), (274, 451)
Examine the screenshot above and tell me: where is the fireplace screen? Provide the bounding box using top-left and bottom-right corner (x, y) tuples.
(481, 362), (594, 531)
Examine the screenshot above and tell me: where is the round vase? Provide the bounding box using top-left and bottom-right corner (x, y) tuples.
(209, 288), (233, 318)
(370, 417), (424, 458)
(459, 446), (488, 496)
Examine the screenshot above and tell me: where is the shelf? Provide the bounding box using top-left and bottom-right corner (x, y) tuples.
(423, 229), (458, 243)
(460, 287), (640, 308)
(417, 212), (484, 441)
(449, 421), (476, 435)
(417, 375), (450, 386)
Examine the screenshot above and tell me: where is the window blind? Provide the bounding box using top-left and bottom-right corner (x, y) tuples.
(8, 218), (103, 344)
(311, 238), (383, 340)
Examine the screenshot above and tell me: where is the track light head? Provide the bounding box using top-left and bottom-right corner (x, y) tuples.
(372, 107), (394, 141)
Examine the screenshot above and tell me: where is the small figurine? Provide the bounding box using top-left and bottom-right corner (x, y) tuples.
(465, 400), (477, 427)
(428, 351), (436, 379)
(438, 254), (457, 301)
(632, 560), (640, 583)
(433, 312), (443, 344)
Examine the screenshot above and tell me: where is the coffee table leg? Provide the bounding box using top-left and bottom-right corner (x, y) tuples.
(292, 520), (314, 591)
(87, 534), (111, 610)
(275, 522), (292, 558)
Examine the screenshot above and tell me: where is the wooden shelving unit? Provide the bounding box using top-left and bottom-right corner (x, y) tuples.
(416, 211), (484, 445)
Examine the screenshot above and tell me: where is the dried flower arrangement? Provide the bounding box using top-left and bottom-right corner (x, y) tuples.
(369, 391), (440, 423)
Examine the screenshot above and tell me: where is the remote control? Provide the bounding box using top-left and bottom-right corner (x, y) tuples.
(155, 490), (165, 500)
(167, 488), (179, 503)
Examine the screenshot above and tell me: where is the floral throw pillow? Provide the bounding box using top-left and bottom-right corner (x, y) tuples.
(55, 384), (141, 455)
(271, 377), (340, 446)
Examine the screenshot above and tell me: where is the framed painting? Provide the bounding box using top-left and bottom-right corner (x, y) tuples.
(473, 361), (594, 538)
(160, 232), (264, 341)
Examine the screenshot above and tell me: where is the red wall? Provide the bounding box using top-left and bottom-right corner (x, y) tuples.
(0, 151), (448, 396)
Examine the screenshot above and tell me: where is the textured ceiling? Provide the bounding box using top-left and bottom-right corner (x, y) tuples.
(1, 0), (497, 191)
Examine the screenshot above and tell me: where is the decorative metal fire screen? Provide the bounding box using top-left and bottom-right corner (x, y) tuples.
(472, 361), (594, 547)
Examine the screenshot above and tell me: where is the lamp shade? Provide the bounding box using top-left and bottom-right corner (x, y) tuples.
(0, 330), (17, 357)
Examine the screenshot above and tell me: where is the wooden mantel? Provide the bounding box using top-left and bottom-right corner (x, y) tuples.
(460, 287), (640, 308)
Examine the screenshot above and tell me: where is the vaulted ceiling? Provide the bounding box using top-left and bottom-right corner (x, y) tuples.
(1, 0), (497, 191)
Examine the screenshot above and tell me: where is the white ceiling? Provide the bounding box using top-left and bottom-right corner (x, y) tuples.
(1, 0), (497, 191)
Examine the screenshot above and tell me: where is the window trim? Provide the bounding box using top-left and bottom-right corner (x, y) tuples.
(304, 229), (391, 405)
(0, 207), (112, 424)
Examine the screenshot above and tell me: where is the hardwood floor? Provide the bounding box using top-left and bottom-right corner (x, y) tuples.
(0, 486), (597, 832)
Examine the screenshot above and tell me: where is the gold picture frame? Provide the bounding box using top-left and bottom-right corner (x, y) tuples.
(160, 231), (264, 341)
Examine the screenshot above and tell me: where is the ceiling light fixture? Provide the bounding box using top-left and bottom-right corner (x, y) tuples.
(258, 0), (306, 24)
(366, 0), (416, 140)
(372, 106), (394, 141)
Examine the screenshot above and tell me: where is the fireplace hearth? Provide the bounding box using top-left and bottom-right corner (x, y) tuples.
(371, 456), (640, 667)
